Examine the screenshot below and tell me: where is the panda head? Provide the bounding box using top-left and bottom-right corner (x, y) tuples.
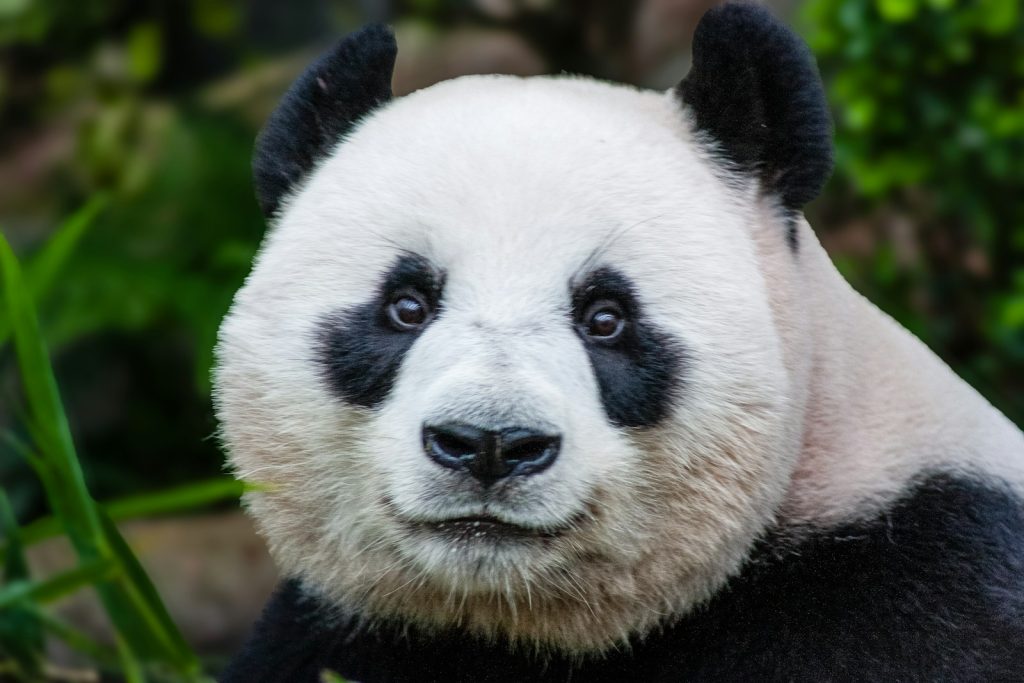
(215, 4), (832, 652)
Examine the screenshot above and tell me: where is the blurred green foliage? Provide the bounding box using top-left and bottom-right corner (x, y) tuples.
(1, 0), (278, 518)
(1, 230), (223, 681)
(802, 0), (1024, 422)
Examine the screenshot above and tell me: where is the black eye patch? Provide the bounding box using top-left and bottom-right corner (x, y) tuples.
(316, 254), (443, 409)
(572, 267), (687, 428)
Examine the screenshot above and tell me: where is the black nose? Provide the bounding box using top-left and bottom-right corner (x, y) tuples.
(422, 423), (560, 485)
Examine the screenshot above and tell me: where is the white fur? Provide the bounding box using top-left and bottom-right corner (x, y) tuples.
(748, 211), (1024, 523)
(214, 74), (1024, 652)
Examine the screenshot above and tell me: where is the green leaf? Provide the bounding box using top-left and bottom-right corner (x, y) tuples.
(0, 492), (31, 581)
(321, 671), (350, 683)
(0, 558), (117, 610)
(116, 632), (147, 683)
(26, 196), (108, 301)
(845, 96), (878, 131)
(193, 0), (241, 37)
(1, 231), (201, 677)
(14, 477), (245, 548)
(31, 608), (121, 670)
(0, 491), (43, 678)
(0, 196), (107, 349)
(104, 477), (244, 522)
(978, 0), (1017, 34)
(127, 23), (163, 82)
(0, 235), (71, 456)
(1000, 297), (1024, 329)
(0, 232), (103, 552)
(0, 0), (30, 19)
(99, 512), (201, 676)
(876, 0), (919, 22)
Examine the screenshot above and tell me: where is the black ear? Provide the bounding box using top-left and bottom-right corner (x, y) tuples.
(676, 4), (832, 240)
(254, 24), (397, 218)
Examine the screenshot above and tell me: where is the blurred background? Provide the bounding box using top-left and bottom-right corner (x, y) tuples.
(1, 0), (1022, 678)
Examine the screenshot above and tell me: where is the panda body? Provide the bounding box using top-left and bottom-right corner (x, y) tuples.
(215, 5), (1024, 681)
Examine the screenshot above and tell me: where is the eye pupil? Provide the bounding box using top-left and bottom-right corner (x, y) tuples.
(587, 306), (623, 339)
(388, 294), (429, 330)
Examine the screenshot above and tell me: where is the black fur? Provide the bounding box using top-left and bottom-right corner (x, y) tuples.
(676, 4), (833, 248)
(253, 24), (396, 218)
(317, 254), (443, 409)
(572, 267), (686, 428)
(223, 473), (1024, 682)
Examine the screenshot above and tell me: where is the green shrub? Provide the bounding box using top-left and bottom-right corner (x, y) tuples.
(802, 0), (1024, 425)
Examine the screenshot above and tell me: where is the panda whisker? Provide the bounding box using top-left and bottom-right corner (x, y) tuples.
(347, 534), (394, 563)
(558, 575), (598, 620)
(363, 555), (413, 593)
(371, 572), (414, 601)
(519, 567), (535, 611)
(503, 576), (519, 621)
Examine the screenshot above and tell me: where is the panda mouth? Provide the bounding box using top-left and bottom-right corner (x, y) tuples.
(416, 515), (564, 541)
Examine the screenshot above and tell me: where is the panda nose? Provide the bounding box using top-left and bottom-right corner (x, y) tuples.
(422, 423), (560, 486)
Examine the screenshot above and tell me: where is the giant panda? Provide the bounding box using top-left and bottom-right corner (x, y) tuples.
(213, 3), (1024, 681)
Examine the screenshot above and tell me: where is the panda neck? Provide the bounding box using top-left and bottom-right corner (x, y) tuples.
(766, 218), (1024, 523)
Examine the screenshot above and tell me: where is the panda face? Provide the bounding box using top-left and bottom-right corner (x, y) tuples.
(215, 74), (800, 650)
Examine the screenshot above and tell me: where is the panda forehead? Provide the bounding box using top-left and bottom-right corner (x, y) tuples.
(363, 74), (691, 151)
(289, 74), (726, 229)
(276, 74), (744, 281)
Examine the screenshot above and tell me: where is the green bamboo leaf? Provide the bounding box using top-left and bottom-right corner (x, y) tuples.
(0, 195), (107, 348)
(0, 491), (44, 678)
(0, 491), (31, 580)
(25, 196), (108, 300)
(115, 632), (146, 683)
(99, 512), (201, 676)
(93, 585), (172, 663)
(0, 233), (103, 555)
(0, 499), (28, 599)
(0, 558), (117, 610)
(3, 432), (58, 519)
(15, 477), (245, 548)
(31, 608), (121, 670)
(1, 232), (201, 676)
(105, 477), (244, 520)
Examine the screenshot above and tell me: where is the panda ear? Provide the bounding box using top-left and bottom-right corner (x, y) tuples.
(676, 4), (832, 223)
(253, 24), (397, 218)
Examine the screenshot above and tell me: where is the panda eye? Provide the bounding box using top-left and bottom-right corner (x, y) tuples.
(386, 291), (431, 331)
(581, 301), (625, 341)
